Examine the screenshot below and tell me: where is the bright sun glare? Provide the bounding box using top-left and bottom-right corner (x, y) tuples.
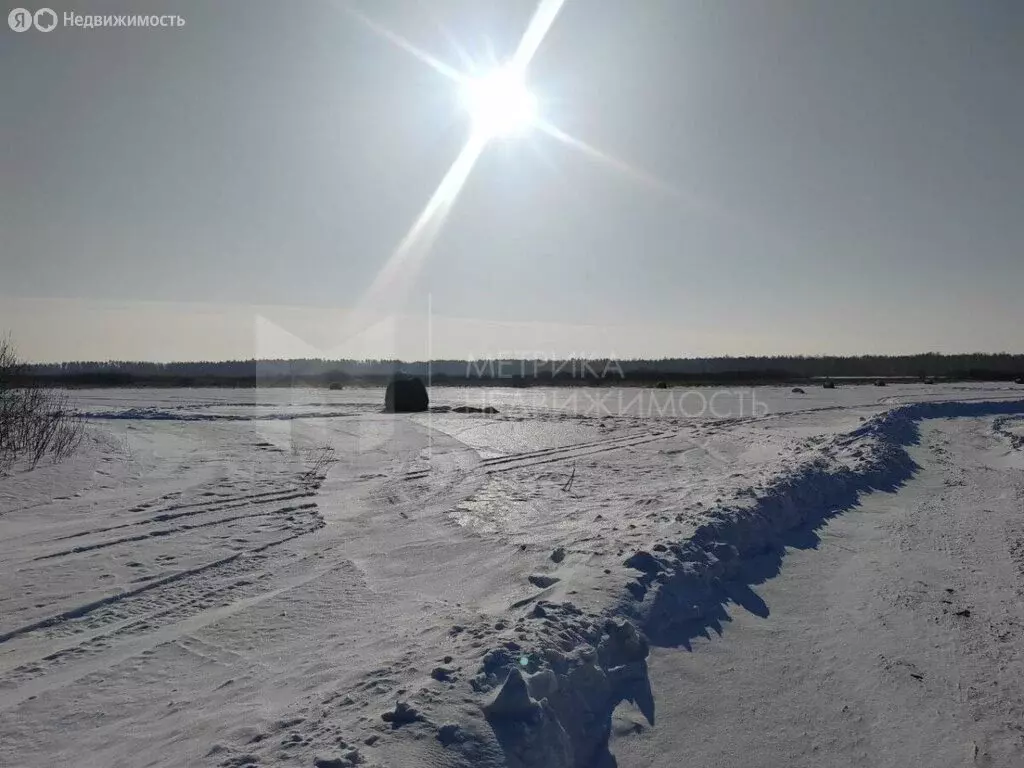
(461, 67), (537, 139)
(344, 0), (675, 335)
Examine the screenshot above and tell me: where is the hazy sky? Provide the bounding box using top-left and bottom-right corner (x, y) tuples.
(3, 0), (1022, 362)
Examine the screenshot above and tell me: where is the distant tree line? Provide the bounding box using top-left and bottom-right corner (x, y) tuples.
(18, 353), (1024, 387)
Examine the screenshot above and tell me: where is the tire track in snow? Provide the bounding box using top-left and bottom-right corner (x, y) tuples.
(1, 464), (331, 649)
(45, 489), (315, 543)
(0, 560), (275, 688)
(0, 524), (319, 647)
(32, 502), (319, 561)
(483, 432), (692, 474)
(0, 555), (367, 711)
(0, 516), (341, 698)
(402, 428), (682, 480)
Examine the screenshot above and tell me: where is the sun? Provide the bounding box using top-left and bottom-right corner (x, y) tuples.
(460, 67), (537, 139)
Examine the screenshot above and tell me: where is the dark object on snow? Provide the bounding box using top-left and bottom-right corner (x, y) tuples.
(528, 574), (559, 588)
(437, 723), (465, 746)
(313, 757), (349, 768)
(328, 382), (344, 390)
(451, 405), (499, 414)
(550, 547), (566, 563)
(624, 550), (662, 574)
(431, 666), (454, 682)
(924, 378), (936, 385)
(791, 387), (805, 394)
(654, 381), (668, 389)
(384, 377), (428, 412)
(1015, 377), (1024, 385)
(822, 381), (836, 389)
(381, 701), (423, 727)
(874, 379), (887, 387)
(561, 463), (576, 493)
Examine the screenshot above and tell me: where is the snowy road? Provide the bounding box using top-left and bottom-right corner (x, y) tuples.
(614, 415), (1024, 768)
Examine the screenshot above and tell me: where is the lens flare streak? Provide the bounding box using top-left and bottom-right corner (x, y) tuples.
(343, 0), (679, 342)
(357, 133), (488, 316)
(510, 0), (566, 74)
(536, 119), (683, 200)
(342, 0), (567, 330)
(343, 3), (466, 84)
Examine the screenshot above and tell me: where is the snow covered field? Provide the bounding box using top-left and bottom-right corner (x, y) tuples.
(1, 383), (1023, 767)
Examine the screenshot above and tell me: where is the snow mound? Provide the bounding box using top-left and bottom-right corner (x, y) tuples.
(993, 414), (1024, 451)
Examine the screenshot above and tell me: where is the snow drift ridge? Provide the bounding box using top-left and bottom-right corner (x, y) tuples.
(462, 398), (1024, 768)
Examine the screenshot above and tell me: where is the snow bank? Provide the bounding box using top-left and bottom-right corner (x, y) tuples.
(460, 398), (1024, 768)
(993, 414), (1024, 451)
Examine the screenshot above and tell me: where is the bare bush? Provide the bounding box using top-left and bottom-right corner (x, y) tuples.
(0, 336), (84, 473)
(301, 444), (337, 482)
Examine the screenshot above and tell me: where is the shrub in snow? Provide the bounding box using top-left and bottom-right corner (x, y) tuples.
(0, 337), (83, 472)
